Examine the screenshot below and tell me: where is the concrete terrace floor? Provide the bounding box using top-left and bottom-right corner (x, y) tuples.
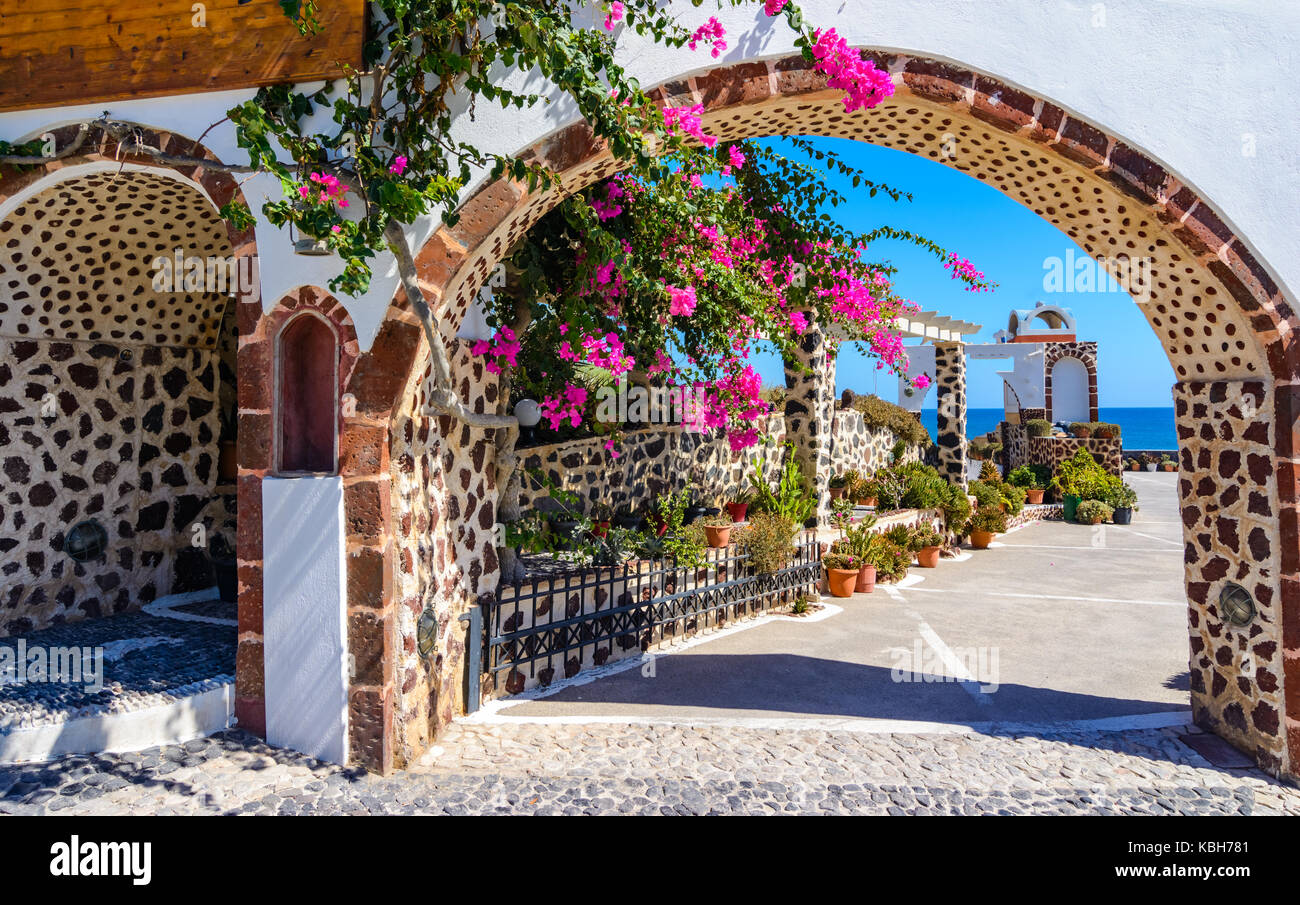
(487, 471), (1189, 729)
(9, 470), (1300, 816)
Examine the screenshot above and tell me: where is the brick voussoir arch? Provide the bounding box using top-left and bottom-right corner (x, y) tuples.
(0, 125), (256, 256)
(356, 51), (1300, 776)
(0, 123), (275, 714)
(235, 286), (360, 737)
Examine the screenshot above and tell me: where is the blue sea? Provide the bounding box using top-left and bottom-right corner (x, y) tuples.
(919, 407), (1177, 451)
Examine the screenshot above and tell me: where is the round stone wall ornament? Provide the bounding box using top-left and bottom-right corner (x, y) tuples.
(1219, 582), (1256, 628)
(65, 520), (109, 563)
(417, 608), (439, 660)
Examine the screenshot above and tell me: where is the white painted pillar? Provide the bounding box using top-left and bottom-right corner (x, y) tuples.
(262, 475), (349, 765)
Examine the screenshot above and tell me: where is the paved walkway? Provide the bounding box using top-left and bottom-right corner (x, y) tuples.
(0, 722), (1296, 815)
(491, 471), (1188, 726)
(2, 471), (1297, 815)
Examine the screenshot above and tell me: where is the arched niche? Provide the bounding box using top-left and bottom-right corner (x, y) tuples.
(276, 311), (340, 474)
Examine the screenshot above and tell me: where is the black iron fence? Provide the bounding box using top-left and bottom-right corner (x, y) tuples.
(484, 532), (822, 699)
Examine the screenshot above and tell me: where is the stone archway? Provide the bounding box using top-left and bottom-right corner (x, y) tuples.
(0, 158), (248, 635)
(345, 52), (1296, 777)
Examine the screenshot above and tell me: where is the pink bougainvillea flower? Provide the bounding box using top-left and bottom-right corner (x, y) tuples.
(603, 1), (624, 30)
(388, 155), (408, 176)
(764, 0), (789, 14)
(666, 284), (698, 317)
(912, 373), (932, 390)
(688, 17), (727, 58)
(810, 28), (895, 113)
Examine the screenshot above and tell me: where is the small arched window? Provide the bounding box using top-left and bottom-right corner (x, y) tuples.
(276, 312), (338, 474)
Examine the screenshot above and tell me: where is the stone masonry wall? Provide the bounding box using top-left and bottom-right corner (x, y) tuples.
(517, 415), (786, 515)
(828, 405), (923, 476)
(389, 340), (500, 768)
(1175, 379), (1287, 773)
(0, 337), (225, 636)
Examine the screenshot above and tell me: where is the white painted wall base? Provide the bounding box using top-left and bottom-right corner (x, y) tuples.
(0, 684), (233, 764)
(262, 476), (349, 765)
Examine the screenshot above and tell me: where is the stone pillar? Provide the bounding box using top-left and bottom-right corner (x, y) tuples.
(783, 326), (837, 524)
(934, 341), (968, 487)
(1176, 379), (1289, 775)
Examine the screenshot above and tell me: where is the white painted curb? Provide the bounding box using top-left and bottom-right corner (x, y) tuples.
(0, 683), (234, 764)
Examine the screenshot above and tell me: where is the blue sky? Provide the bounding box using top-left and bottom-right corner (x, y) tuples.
(747, 135), (1175, 409)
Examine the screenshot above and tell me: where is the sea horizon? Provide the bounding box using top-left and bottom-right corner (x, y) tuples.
(918, 405), (1178, 451)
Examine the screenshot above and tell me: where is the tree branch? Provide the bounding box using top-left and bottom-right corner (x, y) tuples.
(382, 220), (518, 430)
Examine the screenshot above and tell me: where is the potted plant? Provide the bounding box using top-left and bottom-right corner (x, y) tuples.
(725, 488), (753, 523)
(911, 525), (944, 568)
(966, 505), (1007, 550)
(1140, 453), (1158, 472)
(1075, 499), (1113, 525)
(1160, 454), (1177, 472)
(589, 502), (612, 539)
(852, 474), (878, 508)
(702, 514), (734, 548)
(1125, 457), (1140, 472)
(828, 473), (849, 500)
(822, 551), (860, 598)
(1105, 482), (1139, 525)
(1069, 421), (1092, 439)
(1094, 422), (1121, 440)
(1007, 464), (1048, 505)
(1025, 418), (1052, 439)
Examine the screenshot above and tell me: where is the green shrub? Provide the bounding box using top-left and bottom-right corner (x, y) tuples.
(1075, 499), (1114, 523)
(1025, 418), (1052, 438)
(850, 394), (931, 446)
(911, 525), (943, 550)
(737, 512), (799, 574)
(978, 459), (1001, 482)
(969, 480), (1002, 509)
(748, 444), (816, 524)
(1007, 464), (1050, 490)
(966, 504), (1007, 534)
(760, 385), (787, 409)
(939, 483), (972, 532)
(1104, 482), (1139, 510)
(1052, 448), (1121, 501)
(822, 551), (859, 571)
(861, 533), (911, 582)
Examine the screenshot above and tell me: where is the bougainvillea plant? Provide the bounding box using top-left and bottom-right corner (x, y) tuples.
(484, 134), (993, 457)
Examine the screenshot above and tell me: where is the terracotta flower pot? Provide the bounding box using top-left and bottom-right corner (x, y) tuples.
(725, 502), (748, 522)
(916, 546), (941, 568)
(1073, 427), (1091, 438)
(1081, 515), (1104, 525)
(970, 529), (995, 550)
(829, 486), (844, 500)
(826, 568), (858, 598)
(1095, 429), (1114, 440)
(857, 497), (877, 508)
(855, 563), (876, 593)
(704, 525), (732, 548)
(1162, 464), (1176, 472)
(1025, 489), (1044, 505)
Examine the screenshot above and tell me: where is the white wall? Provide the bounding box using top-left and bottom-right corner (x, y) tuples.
(4, 0), (1294, 350)
(1050, 356), (1090, 423)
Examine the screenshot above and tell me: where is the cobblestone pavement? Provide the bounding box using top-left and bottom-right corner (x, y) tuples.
(1, 720), (1298, 815)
